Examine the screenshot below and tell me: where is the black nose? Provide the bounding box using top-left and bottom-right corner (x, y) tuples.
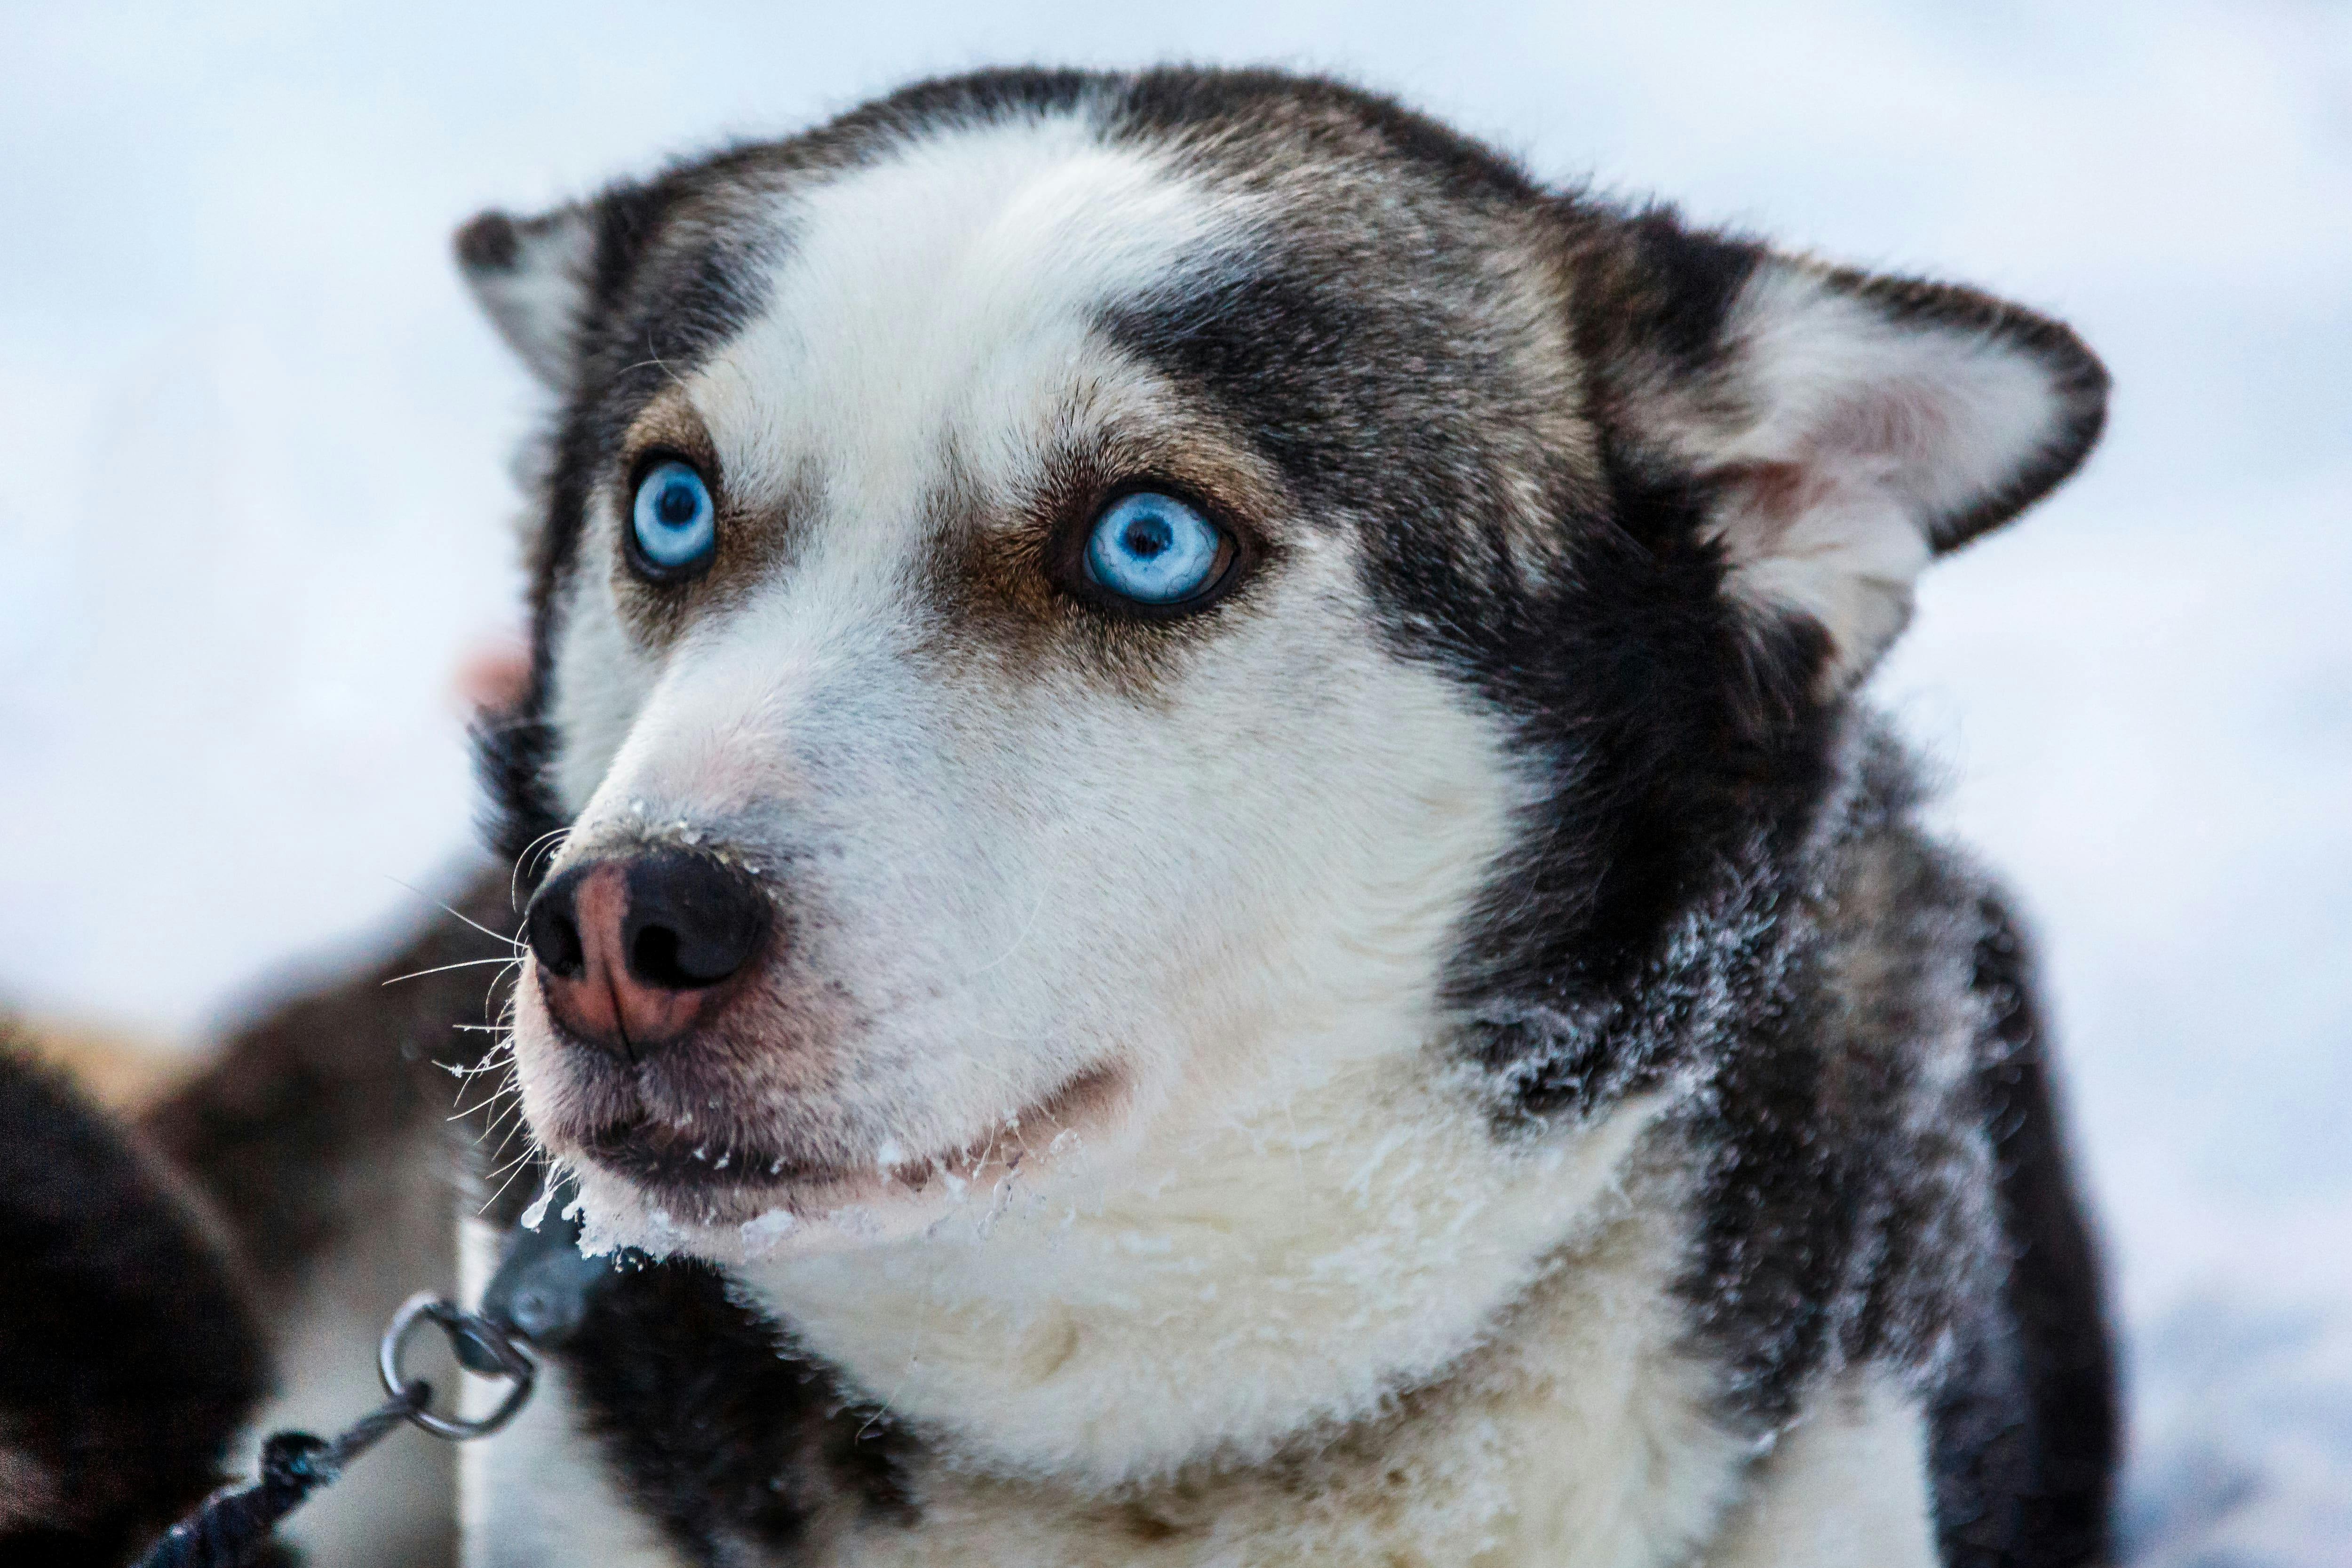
(524, 851), (771, 1054)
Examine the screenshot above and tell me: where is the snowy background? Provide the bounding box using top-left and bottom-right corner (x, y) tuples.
(2, 2), (2345, 1558)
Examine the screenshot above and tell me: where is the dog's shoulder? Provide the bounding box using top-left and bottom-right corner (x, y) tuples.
(1673, 728), (2116, 1565)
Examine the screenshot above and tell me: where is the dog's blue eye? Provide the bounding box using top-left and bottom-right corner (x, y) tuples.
(1083, 493), (1225, 605)
(631, 461), (716, 573)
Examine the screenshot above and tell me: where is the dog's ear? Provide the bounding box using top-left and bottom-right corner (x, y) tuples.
(1590, 212), (2108, 687)
(454, 201), (604, 390)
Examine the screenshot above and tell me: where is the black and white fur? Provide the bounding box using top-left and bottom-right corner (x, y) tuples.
(425, 67), (2114, 1567)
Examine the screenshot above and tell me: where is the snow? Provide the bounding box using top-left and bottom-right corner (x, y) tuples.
(738, 1209), (799, 1259)
(2121, 1296), (2352, 1564)
(1, 3), (2344, 1557)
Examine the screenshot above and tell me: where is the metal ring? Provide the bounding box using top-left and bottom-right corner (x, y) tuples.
(379, 1291), (537, 1441)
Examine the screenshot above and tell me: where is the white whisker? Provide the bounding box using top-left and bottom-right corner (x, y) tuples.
(381, 956), (522, 987)
(383, 875), (527, 950)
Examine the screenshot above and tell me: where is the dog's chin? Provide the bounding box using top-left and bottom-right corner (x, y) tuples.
(545, 1064), (1132, 1266)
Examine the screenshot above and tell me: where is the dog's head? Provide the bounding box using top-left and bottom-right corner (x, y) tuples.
(464, 70), (2102, 1260)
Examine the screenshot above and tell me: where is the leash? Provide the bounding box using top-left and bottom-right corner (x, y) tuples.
(135, 1182), (615, 1568)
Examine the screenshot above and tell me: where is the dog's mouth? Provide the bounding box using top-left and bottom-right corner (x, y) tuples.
(579, 1118), (869, 1192)
(560, 1062), (1129, 1236)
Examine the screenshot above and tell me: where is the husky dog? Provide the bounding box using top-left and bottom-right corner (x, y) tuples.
(223, 66), (2122, 1568)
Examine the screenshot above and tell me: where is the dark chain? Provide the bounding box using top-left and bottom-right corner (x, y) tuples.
(132, 1298), (535, 1568)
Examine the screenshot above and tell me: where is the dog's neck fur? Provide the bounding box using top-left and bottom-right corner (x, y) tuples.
(737, 1040), (1674, 1489)
(783, 1179), (1768, 1567)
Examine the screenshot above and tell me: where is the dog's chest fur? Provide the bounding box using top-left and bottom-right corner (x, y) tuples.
(471, 1188), (1937, 1568)
(758, 1203), (1921, 1568)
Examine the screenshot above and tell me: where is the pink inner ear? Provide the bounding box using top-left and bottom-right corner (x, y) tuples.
(454, 636), (532, 714)
(1819, 378), (1954, 472)
(1723, 377), (1960, 552)
(1835, 381), (1947, 454)
(1717, 460), (1819, 553)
